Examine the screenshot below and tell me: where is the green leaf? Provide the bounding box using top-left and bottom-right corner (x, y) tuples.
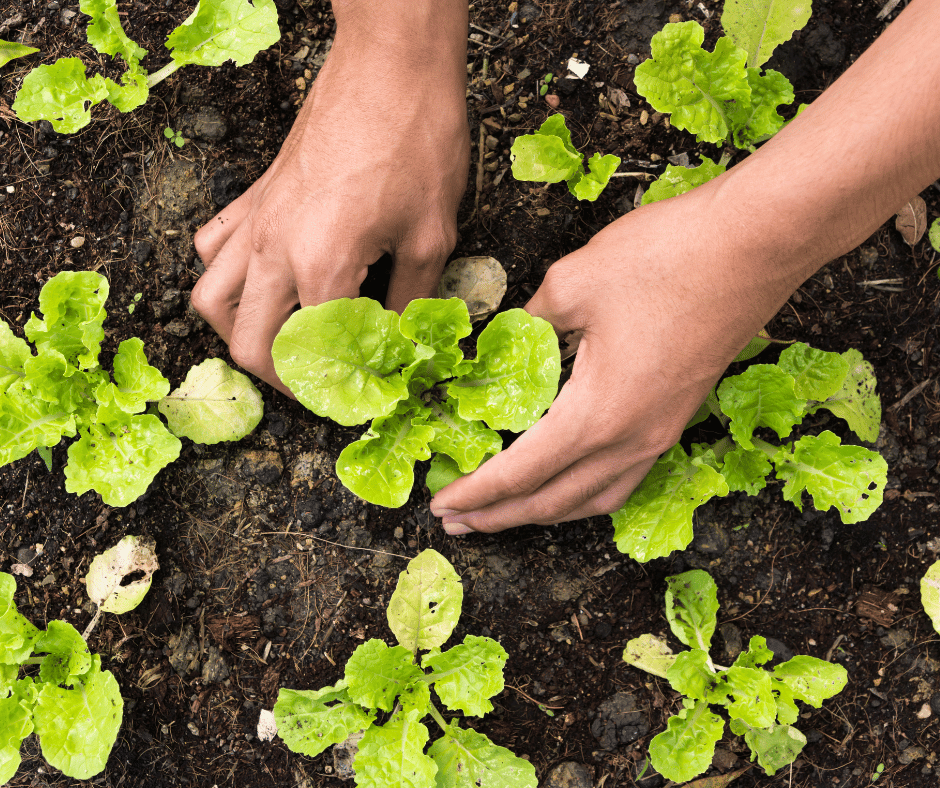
(622, 634), (677, 679)
(426, 453), (467, 495)
(158, 357), (263, 444)
(85, 535), (158, 614)
(424, 635), (507, 717)
(97, 338), (170, 414)
(0, 679), (36, 785)
(725, 666), (776, 728)
(568, 152), (621, 201)
(344, 640), (423, 712)
(426, 399), (502, 475)
(777, 342), (850, 402)
(448, 309), (560, 432)
(732, 635), (774, 670)
(429, 721), (537, 788)
(812, 348), (881, 442)
(720, 445), (771, 494)
(612, 444), (729, 562)
(642, 156), (727, 205)
(387, 549), (463, 653)
(32, 654), (123, 780)
(80, 0), (148, 63)
(12, 59), (110, 133)
(33, 621), (91, 686)
(772, 431), (887, 524)
(0, 40), (39, 69)
(399, 680), (432, 717)
(922, 560), (940, 635)
(273, 298), (413, 427)
(741, 722), (806, 776)
(772, 655), (847, 707)
(64, 413), (182, 507)
(666, 649), (720, 701)
(510, 115), (583, 183)
(354, 709), (437, 788)
(665, 570), (719, 651)
(0, 574), (40, 665)
(25, 271), (109, 370)
(0, 384), (75, 468)
(634, 22), (749, 144)
(103, 63), (148, 112)
(0, 320), (31, 394)
(718, 364), (806, 449)
(649, 700), (724, 783)
(274, 682), (376, 758)
(337, 405), (435, 508)
(770, 678), (799, 724)
(400, 299), (472, 386)
(166, 0), (281, 68)
(728, 68), (793, 147)
(929, 218), (940, 253)
(721, 0), (813, 68)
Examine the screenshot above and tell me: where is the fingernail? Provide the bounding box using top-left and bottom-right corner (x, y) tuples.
(431, 507), (459, 518)
(443, 521), (472, 536)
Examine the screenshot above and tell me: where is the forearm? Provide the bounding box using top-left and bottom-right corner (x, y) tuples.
(717, 0), (940, 290)
(330, 0), (468, 75)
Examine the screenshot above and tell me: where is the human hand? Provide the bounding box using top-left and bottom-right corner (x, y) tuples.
(192, 4), (469, 394)
(429, 185), (802, 533)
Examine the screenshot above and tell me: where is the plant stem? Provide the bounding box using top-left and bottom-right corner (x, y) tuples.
(146, 61), (181, 89)
(609, 172), (656, 180)
(426, 699), (450, 734)
(750, 436), (781, 459)
(718, 150), (733, 167)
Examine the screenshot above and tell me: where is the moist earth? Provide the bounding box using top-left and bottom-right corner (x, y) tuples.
(0, 1), (938, 787)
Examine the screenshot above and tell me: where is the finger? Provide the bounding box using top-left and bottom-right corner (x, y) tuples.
(438, 439), (656, 533)
(384, 231), (454, 313)
(194, 188), (254, 266)
(190, 221), (253, 344)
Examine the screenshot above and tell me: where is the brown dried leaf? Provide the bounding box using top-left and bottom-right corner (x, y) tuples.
(895, 196), (927, 245)
(686, 766), (751, 788)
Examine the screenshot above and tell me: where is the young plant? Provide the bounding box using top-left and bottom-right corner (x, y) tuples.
(0, 571), (123, 783)
(11, 0), (279, 133)
(163, 126), (186, 148)
(271, 297), (561, 507)
(923, 560), (940, 635)
(274, 549), (536, 788)
(511, 0), (810, 203)
(610, 342), (887, 561)
(0, 41), (39, 69)
(0, 270), (263, 507)
(624, 570), (847, 783)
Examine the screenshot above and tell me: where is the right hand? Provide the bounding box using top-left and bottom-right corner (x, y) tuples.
(191, 14), (470, 395)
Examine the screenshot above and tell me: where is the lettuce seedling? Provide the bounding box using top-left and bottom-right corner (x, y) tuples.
(0, 572), (123, 783)
(0, 40), (39, 69)
(624, 570), (847, 783)
(611, 342), (887, 562)
(510, 115), (622, 201)
(0, 271), (263, 507)
(274, 549), (536, 788)
(12, 0), (279, 133)
(272, 297), (561, 507)
(511, 0), (809, 204)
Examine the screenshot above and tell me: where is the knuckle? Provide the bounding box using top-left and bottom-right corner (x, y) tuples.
(190, 277), (224, 318)
(228, 334), (265, 373)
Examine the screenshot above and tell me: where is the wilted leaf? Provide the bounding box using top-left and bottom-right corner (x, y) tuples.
(85, 535), (158, 614)
(895, 196), (927, 246)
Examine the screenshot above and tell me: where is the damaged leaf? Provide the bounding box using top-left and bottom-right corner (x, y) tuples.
(85, 535), (158, 614)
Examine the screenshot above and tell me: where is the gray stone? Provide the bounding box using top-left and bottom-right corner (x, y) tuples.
(163, 319), (191, 338)
(720, 622), (743, 664)
(880, 628), (911, 649)
(693, 522), (730, 556)
(235, 450), (283, 485)
(590, 692), (649, 750)
(201, 646), (230, 682)
(898, 745), (927, 766)
(152, 288), (182, 320)
(518, 2), (542, 23)
(765, 637), (795, 662)
(544, 762), (592, 788)
(149, 160), (203, 225)
(167, 624), (200, 676)
(177, 106), (228, 141)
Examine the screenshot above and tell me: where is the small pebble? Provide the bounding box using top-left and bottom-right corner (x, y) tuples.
(70, 236), (85, 248)
(640, 110), (649, 125)
(545, 94), (560, 109)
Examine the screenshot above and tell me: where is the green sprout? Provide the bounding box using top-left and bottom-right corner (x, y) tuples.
(163, 127), (185, 148)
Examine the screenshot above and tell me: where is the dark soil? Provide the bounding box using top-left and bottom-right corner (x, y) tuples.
(1, 1), (939, 787)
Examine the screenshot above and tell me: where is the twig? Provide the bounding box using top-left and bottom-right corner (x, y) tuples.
(876, 0), (904, 20)
(825, 634), (845, 662)
(609, 171), (656, 180)
(887, 377), (934, 412)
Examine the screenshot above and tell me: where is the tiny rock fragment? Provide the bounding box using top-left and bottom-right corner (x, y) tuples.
(295, 76), (306, 91)
(545, 94), (560, 109)
(566, 57), (590, 79)
(438, 256), (507, 322)
(536, 208), (550, 217)
(640, 110), (649, 125)
(895, 196), (927, 245)
(70, 236), (85, 248)
(482, 117), (503, 132)
(257, 709), (278, 742)
(916, 703), (932, 719)
(9, 564), (32, 577)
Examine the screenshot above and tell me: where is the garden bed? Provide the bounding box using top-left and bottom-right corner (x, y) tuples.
(0, 0), (938, 786)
